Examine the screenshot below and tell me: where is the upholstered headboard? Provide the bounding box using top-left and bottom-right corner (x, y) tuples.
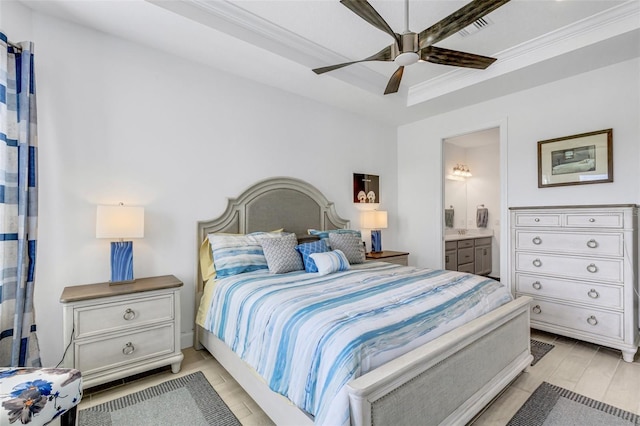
(196, 177), (350, 291)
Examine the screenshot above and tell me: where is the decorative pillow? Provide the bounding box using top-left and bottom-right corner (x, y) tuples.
(295, 239), (329, 273)
(209, 231), (284, 278)
(307, 229), (362, 249)
(309, 250), (350, 275)
(328, 232), (366, 264)
(261, 233), (304, 274)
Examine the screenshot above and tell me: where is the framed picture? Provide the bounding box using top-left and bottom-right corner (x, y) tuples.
(353, 173), (379, 203)
(538, 129), (612, 188)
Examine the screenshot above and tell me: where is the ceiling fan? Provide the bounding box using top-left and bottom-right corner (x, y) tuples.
(312, 0), (511, 95)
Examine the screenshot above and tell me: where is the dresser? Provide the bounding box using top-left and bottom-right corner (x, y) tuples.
(60, 275), (184, 388)
(510, 205), (638, 362)
(366, 250), (409, 266)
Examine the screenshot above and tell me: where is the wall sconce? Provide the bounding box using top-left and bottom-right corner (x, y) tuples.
(96, 203), (144, 284)
(452, 164), (472, 177)
(361, 210), (388, 253)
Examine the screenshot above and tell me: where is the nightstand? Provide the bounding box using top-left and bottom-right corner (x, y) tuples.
(60, 275), (184, 388)
(366, 250), (410, 266)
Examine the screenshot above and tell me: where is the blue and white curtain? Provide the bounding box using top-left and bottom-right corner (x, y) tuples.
(0, 33), (40, 367)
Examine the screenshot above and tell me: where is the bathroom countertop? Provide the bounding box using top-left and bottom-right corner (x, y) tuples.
(444, 232), (493, 242)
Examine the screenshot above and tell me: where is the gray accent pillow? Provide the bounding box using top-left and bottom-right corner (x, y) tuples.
(328, 232), (365, 264)
(261, 233), (304, 274)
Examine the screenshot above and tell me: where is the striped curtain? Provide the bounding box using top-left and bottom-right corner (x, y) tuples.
(0, 33), (40, 367)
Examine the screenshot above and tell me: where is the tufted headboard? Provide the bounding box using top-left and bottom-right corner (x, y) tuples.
(196, 176), (350, 292)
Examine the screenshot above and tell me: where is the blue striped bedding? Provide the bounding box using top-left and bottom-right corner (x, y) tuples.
(201, 261), (513, 426)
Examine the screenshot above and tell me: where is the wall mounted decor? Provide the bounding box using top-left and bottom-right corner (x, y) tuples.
(353, 173), (380, 203)
(538, 128), (612, 188)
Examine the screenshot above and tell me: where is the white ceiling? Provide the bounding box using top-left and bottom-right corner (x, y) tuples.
(18, 0), (640, 125)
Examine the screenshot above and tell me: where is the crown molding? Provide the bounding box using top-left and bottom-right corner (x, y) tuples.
(407, 0), (640, 106)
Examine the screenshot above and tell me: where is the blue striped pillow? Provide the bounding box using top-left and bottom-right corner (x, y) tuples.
(295, 239), (329, 273)
(309, 250), (350, 275)
(209, 232), (284, 278)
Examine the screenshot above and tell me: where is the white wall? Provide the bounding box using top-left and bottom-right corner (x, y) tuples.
(3, 10), (398, 366)
(398, 58), (640, 282)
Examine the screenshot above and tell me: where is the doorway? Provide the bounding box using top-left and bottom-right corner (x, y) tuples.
(443, 127), (501, 279)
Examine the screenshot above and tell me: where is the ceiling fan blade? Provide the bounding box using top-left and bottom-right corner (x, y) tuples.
(418, 0), (511, 49)
(384, 66), (404, 95)
(312, 44), (394, 75)
(420, 46), (497, 69)
(341, 0), (400, 44)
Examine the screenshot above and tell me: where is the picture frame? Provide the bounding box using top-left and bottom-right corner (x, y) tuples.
(353, 173), (380, 203)
(538, 128), (613, 188)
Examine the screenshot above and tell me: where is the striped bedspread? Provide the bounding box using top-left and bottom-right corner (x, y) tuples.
(201, 262), (513, 426)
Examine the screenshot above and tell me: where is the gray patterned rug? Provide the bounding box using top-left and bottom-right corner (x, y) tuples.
(508, 382), (640, 425)
(530, 339), (554, 366)
(78, 371), (241, 426)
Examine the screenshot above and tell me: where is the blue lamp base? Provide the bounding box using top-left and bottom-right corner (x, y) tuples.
(110, 241), (134, 284)
(371, 230), (382, 253)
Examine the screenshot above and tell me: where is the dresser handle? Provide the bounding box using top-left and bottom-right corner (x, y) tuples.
(534, 218), (540, 222)
(587, 289), (599, 299)
(532, 305), (542, 314)
(123, 308), (136, 321)
(586, 239), (598, 249)
(532, 236), (542, 245)
(589, 218), (595, 223)
(587, 315), (598, 326)
(586, 264), (598, 273)
(122, 342), (135, 355)
(532, 281), (542, 290)
(532, 259), (542, 267)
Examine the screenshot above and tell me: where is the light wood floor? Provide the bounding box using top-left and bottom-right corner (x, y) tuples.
(79, 329), (640, 425)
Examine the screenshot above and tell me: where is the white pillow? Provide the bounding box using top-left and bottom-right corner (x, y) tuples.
(309, 250), (350, 276)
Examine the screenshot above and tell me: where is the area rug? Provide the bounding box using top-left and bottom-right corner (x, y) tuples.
(78, 371), (241, 426)
(508, 382), (640, 425)
(530, 339), (554, 366)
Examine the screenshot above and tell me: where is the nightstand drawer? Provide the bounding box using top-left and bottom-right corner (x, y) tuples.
(76, 323), (175, 375)
(75, 294), (174, 339)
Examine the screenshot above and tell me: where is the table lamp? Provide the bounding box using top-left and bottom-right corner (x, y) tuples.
(361, 210), (388, 253)
(96, 203), (144, 284)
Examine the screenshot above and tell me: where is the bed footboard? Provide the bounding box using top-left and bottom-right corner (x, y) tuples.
(347, 296), (533, 426)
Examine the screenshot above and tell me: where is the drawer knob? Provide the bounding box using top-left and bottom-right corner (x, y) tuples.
(586, 263), (598, 273)
(586, 239), (598, 249)
(534, 218), (540, 222)
(532, 259), (542, 267)
(532, 305), (542, 314)
(532, 236), (542, 245)
(587, 315), (598, 326)
(589, 218), (595, 222)
(532, 281), (542, 290)
(122, 342), (135, 355)
(588, 289), (600, 299)
(123, 308), (136, 321)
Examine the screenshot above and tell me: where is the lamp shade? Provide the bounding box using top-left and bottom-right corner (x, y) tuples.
(361, 210), (388, 229)
(96, 205), (144, 239)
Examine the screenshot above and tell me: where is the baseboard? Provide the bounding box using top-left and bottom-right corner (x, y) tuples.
(181, 331), (194, 349)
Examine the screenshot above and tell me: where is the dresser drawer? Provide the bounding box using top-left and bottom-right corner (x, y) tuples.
(75, 294), (174, 339)
(515, 231), (623, 257)
(76, 323), (175, 374)
(565, 212), (624, 228)
(515, 253), (623, 283)
(527, 298), (623, 340)
(514, 213), (561, 227)
(515, 273), (623, 310)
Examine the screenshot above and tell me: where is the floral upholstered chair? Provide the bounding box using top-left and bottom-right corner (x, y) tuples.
(0, 368), (82, 425)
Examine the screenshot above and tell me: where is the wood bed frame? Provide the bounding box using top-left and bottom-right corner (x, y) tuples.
(195, 176), (533, 426)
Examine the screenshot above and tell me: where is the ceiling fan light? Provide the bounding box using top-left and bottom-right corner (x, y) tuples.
(394, 52), (419, 67)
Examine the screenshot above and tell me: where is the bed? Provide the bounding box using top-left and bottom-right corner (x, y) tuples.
(195, 177), (532, 426)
